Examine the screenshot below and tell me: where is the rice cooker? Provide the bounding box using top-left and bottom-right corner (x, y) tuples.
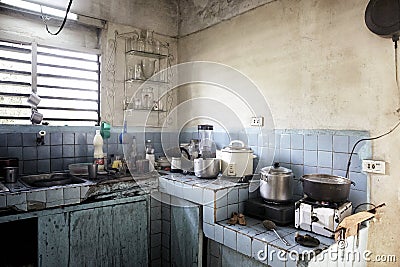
(220, 140), (254, 177)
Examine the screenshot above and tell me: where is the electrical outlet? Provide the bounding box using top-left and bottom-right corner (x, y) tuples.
(362, 160), (386, 174)
(251, 116), (264, 126)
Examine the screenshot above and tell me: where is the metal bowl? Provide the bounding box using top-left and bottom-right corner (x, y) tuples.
(194, 158), (220, 178)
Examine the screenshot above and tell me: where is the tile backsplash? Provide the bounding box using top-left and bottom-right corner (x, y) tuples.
(179, 128), (371, 208)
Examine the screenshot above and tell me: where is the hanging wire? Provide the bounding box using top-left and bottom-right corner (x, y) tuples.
(345, 38), (400, 178)
(40, 0), (73, 35)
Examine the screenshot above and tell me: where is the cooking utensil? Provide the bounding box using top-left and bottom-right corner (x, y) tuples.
(220, 140), (254, 177)
(88, 164), (98, 179)
(262, 219), (291, 246)
(260, 163), (294, 202)
(198, 125), (216, 158)
(4, 167), (18, 183)
(365, 0), (400, 38)
(301, 174), (355, 202)
(0, 157), (19, 178)
(194, 158), (220, 178)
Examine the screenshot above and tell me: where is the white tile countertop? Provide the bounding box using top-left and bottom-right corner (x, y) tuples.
(158, 173), (338, 266)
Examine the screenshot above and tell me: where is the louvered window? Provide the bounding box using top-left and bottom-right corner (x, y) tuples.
(0, 40), (100, 126)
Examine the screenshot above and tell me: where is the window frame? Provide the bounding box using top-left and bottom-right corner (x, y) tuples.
(0, 39), (101, 126)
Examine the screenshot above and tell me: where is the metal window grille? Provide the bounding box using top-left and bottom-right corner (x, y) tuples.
(0, 40), (100, 126)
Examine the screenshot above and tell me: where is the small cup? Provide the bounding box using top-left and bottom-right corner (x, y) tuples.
(88, 164), (98, 179)
(5, 167), (18, 183)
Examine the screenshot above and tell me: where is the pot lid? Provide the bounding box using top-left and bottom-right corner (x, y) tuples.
(261, 162), (292, 175)
(221, 140), (252, 153)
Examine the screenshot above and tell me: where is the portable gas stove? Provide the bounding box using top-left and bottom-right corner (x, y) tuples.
(295, 197), (352, 238)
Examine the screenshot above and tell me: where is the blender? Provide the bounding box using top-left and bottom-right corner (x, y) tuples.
(194, 125), (220, 178)
(198, 125), (216, 158)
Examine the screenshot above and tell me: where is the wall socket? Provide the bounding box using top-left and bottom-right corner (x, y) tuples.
(251, 116), (264, 126)
(362, 160), (386, 174)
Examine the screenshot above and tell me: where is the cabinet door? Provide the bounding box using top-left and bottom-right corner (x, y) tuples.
(69, 200), (148, 267)
(38, 213), (69, 267)
(171, 204), (201, 267)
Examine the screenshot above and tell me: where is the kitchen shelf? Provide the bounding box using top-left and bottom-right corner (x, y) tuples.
(125, 78), (168, 84)
(124, 108), (167, 113)
(126, 49), (168, 59)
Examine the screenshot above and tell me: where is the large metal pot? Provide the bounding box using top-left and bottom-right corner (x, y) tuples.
(0, 157), (19, 178)
(194, 158), (220, 178)
(301, 174), (354, 202)
(260, 163), (294, 203)
(220, 140), (254, 177)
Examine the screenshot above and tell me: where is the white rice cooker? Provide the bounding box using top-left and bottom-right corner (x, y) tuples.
(219, 140), (254, 177)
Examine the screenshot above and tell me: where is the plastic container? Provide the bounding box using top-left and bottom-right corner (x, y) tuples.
(69, 163), (92, 175)
(93, 130), (105, 171)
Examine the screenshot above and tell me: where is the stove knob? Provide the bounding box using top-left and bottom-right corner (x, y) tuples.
(335, 217), (340, 223)
(311, 215), (319, 222)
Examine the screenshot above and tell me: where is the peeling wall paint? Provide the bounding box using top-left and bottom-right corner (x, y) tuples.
(27, 0), (179, 37)
(178, 0), (276, 36)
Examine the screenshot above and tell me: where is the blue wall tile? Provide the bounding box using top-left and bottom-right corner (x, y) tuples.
(280, 134), (290, 149)
(318, 151), (332, 168)
(37, 159), (50, 173)
(304, 166), (317, 174)
(23, 133), (37, 146)
(63, 133), (75, 145)
(63, 146), (74, 158)
(23, 160), (37, 175)
(279, 149), (290, 164)
(291, 134), (304, 150)
(37, 146), (50, 160)
(290, 164), (303, 179)
(333, 135), (349, 153)
(304, 150), (317, 167)
(333, 153), (349, 171)
(23, 147), (37, 160)
(318, 135), (332, 151)
(74, 145), (87, 157)
(50, 133), (62, 145)
(290, 149), (303, 165)
(304, 135), (317, 151)
(7, 147), (22, 159)
(75, 133), (87, 145)
(7, 133), (22, 146)
(349, 189), (367, 209)
(349, 172), (367, 192)
(62, 158), (75, 170)
(0, 134), (7, 147)
(50, 146), (62, 159)
(50, 158), (63, 172)
(317, 167), (332, 175)
(0, 148), (7, 157)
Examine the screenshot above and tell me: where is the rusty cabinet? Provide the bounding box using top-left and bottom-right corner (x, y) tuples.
(38, 198), (148, 267)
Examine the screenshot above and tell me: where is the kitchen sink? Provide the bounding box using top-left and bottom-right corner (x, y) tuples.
(20, 173), (88, 188)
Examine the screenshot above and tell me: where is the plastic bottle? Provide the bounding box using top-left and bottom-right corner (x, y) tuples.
(93, 130), (105, 171)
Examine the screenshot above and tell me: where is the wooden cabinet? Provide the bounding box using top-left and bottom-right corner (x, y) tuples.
(38, 198), (148, 267)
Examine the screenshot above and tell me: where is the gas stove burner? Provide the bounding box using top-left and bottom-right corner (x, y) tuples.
(295, 197), (353, 238)
(300, 196), (347, 209)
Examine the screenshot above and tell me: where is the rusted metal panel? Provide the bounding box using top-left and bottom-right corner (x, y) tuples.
(38, 213), (69, 267)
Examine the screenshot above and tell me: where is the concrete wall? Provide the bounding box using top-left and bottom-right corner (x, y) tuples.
(27, 0), (179, 37)
(177, 0), (400, 264)
(178, 0), (275, 36)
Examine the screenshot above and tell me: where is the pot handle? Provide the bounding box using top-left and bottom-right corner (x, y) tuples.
(229, 140), (245, 148)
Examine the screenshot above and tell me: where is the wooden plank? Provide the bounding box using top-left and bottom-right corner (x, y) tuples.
(69, 206), (114, 267)
(38, 213), (69, 267)
(112, 200), (148, 266)
(171, 205), (200, 267)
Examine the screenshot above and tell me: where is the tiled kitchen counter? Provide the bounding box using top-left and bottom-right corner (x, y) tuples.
(158, 173), (337, 266)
